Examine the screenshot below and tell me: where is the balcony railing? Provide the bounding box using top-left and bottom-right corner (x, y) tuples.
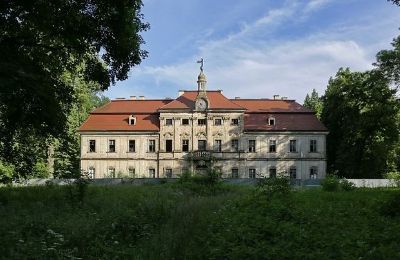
(190, 150), (213, 160)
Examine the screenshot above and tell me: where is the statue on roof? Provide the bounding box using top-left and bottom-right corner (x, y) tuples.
(197, 57), (204, 72)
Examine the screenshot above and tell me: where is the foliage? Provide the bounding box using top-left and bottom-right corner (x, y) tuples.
(380, 191), (400, 217)
(388, 0), (400, 7)
(303, 88), (323, 119)
(375, 35), (400, 86)
(0, 160), (14, 184)
(340, 178), (356, 191)
(321, 175), (340, 191)
(257, 176), (291, 196)
(321, 68), (400, 178)
(385, 171), (400, 187)
(32, 161), (50, 178)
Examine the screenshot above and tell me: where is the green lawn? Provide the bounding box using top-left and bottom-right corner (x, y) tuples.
(0, 183), (399, 259)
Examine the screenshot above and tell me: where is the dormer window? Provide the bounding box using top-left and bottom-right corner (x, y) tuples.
(129, 115), (136, 125)
(268, 117), (275, 126)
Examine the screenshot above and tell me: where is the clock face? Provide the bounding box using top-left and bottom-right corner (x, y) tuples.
(197, 99), (207, 111)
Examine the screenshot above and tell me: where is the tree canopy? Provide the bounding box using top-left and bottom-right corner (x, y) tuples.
(303, 89), (323, 119)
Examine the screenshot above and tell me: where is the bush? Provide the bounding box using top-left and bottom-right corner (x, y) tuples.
(380, 191), (400, 217)
(385, 171), (400, 187)
(340, 178), (356, 191)
(257, 177), (291, 196)
(32, 161), (50, 178)
(321, 175), (340, 191)
(0, 161), (14, 184)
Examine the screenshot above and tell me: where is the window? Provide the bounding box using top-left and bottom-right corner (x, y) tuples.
(88, 167), (95, 179)
(198, 140), (207, 151)
(231, 118), (239, 125)
(149, 168), (156, 178)
(166, 139), (173, 152)
(231, 139), (239, 152)
(148, 140), (156, 152)
(289, 140), (297, 153)
(89, 140), (96, 153)
(269, 140), (276, 153)
(128, 167), (135, 178)
(310, 167), (318, 179)
(269, 167), (277, 178)
(310, 139), (317, 153)
(198, 119), (207, 125)
(231, 168), (239, 178)
(214, 118), (222, 125)
(290, 167), (297, 179)
(165, 119), (173, 126)
(128, 140), (135, 153)
(108, 167), (115, 178)
(249, 168), (256, 178)
(182, 119), (189, 125)
(129, 115), (136, 125)
(109, 140), (116, 153)
(268, 117), (275, 126)
(248, 140), (256, 153)
(165, 168), (172, 178)
(182, 139), (189, 152)
(214, 140), (222, 152)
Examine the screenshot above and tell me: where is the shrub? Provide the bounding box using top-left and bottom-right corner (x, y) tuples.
(0, 161), (14, 184)
(385, 171), (400, 187)
(32, 161), (50, 178)
(340, 178), (356, 191)
(257, 177), (291, 196)
(380, 191), (400, 217)
(321, 175), (340, 191)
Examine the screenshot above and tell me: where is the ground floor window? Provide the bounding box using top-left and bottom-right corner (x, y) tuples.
(290, 167), (296, 179)
(249, 168), (256, 178)
(128, 167), (135, 178)
(108, 167), (115, 178)
(269, 167), (277, 178)
(88, 167), (95, 179)
(310, 167), (318, 179)
(149, 168), (156, 178)
(165, 168), (172, 178)
(231, 168), (239, 178)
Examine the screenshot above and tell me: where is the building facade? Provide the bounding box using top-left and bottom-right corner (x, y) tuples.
(79, 70), (328, 179)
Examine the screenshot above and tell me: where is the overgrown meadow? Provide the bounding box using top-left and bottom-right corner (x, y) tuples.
(0, 180), (399, 259)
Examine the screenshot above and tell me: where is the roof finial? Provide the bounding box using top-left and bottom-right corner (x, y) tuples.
(197, 57), (204, 72)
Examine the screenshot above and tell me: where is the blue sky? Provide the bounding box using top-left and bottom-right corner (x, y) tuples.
(105, 0), (400, 103)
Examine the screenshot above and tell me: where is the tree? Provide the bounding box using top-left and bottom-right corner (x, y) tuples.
(0, 1), (148, 177)
(303, 89), (323, 119)
(374, 36), (400, 86)
(388, 0), (400, 6)
(321, 68), (399, 178)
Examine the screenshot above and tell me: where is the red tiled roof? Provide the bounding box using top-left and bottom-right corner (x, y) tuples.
(79, 114), (160, 132)
(159, 91), (245, 110)
(243, 113), (327, 132)
(93, 99), (172, 114)
(231, 99), (313, 113)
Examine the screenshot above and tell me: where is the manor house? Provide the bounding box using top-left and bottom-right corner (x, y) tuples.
(79, 67), (328, 179)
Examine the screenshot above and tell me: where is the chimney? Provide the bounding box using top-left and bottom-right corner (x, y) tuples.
(273, 95), (280, 100)
(116, 97), (125, 100)
(130, 96), (137, 100)
(235, 97), (240, 99)
(178, 90), (185, 96)
(139, 96), (145, 100)
(281, 96), (288, 100)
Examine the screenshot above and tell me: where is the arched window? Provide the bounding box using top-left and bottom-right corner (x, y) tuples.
(268, 117), (275, 126)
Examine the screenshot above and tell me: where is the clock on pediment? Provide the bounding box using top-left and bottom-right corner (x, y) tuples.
(196, 98), (208, 111)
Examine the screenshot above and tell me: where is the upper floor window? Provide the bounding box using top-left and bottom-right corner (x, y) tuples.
(231, 168), (239, 178)
(182, 139), (189, 152)
(268, 117), (275, 126)
(269, 140), (276, 153)
(231, 139), (239, 152)
(165, 139), (173, 152)
(198, 119), (207, 125)
(269, 167), (277, 178)
(248, 140), (256, 153)
(198, 140), (207, 151)
(214, 118), (222, 125)
(249, 168), (256, 178)
(310, 167), (318, 179)
(231, 118), (239, 125)
(129, 115), (136, 125)
(109, 140), (116, 153)
(290, 167), (297, 179)
(128, 140), (135, 153)
(214, 140), (222, 152)
(182, 119), (189, 125)
(165, 168), (172, 178)
(165, 119), (173, 126)
(148, 140), (156, 153)
(310, 139), (317, 153)
(89, 140), (96, 153)
(289, 140), (297, 153)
